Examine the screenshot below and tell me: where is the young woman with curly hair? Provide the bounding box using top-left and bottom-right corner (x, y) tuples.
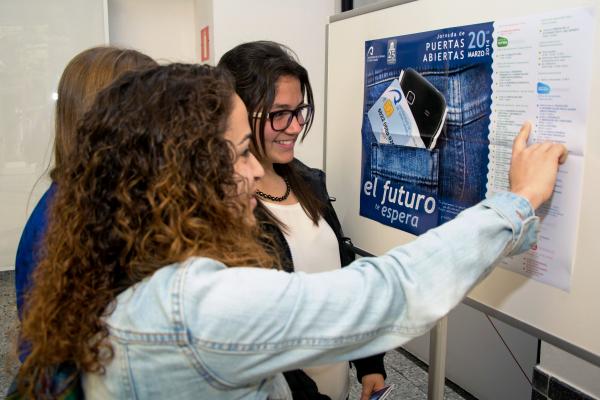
(17, 63), (565, 399)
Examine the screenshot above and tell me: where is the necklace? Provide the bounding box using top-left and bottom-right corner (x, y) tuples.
(256, 178), (291, 202)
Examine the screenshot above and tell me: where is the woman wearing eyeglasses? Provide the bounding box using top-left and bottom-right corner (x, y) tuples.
(219, 41), (386, 400)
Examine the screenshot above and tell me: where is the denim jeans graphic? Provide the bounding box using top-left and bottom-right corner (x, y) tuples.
(360, 64), (492, 233)
(360, 78), (440, 235)
(423, 63), (492, 223)
(360, 22), (494, 234)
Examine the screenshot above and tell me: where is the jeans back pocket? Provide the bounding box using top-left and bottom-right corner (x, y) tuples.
(371, 142), (439, 196)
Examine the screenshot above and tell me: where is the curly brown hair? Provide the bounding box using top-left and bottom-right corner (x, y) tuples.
(18, 64), (276, 397)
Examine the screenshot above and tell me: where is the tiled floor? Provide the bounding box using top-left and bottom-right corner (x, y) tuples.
(1, 270), (19, 395)
(349, 350), (475, 400)
(1, 270), (473, 399)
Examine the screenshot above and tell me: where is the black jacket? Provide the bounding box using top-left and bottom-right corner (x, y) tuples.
(256, 159), (386, 398)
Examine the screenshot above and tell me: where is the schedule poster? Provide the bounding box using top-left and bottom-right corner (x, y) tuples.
(360, 7), (595, 290)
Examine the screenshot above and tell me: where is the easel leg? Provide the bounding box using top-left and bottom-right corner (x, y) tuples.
(428, 316), (448, 400)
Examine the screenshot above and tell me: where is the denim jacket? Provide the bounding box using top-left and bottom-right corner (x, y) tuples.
(83, 192), (538, 399)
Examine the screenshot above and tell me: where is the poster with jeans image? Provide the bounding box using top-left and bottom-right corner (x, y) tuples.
(360, 8), (595, 291)
(360, 22), (494, 236)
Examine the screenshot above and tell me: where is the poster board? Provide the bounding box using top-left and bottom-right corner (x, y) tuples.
(325, 0), (600, 365)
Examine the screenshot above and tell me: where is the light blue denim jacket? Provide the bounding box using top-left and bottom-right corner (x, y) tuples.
(83, 192), (538, 399)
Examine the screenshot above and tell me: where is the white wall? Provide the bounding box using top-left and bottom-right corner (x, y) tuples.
(107, 0), (334, 169)
(211, 0), (336, 170)
(403, 303), (538, 400)
(0, 0), (107, 270)
(194, 0), (213, 64)
(108, 0), (197, 63)
(540, 343), (600, 398)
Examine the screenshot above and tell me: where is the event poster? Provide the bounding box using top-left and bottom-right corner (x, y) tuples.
(360, 7), (595, 290)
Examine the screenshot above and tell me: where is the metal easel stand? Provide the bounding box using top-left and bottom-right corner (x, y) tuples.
(428, 316), (448, 400)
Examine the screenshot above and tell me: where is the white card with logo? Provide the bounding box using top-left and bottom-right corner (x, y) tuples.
(367, 79), (424, 148)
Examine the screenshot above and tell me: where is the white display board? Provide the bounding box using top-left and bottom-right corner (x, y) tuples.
(325, 0), (600, 366)
(0, 0), (107, 270)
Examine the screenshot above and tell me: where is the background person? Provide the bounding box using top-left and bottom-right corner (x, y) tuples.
(14, 47), (157, 328)
(8, 46), (156, 399)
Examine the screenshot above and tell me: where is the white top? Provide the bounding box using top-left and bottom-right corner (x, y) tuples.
(264, 201), (348, 400)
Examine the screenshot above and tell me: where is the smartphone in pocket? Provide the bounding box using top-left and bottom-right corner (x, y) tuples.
(399, 68), (447, 150)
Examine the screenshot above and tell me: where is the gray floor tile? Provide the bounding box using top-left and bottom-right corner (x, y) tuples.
(384, 351), (429, 393)
(0, 270), (19, 396)
(350, 364), (427, 400)
(348, 349), (475, 400)
(444, 388), (468, 400)
(385, 368), (427, 400)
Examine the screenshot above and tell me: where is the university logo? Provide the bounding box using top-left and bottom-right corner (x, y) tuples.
(386, 40), (397, 64)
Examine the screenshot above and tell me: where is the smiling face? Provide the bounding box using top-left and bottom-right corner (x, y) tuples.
(224, 94), (264, 221)
(259, 75), (304, 166)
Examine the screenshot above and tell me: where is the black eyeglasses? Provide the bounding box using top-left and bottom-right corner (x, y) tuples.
(252, 104), (313, 132)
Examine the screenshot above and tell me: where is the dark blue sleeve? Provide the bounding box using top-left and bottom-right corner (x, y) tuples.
(14, 183), (56, 319)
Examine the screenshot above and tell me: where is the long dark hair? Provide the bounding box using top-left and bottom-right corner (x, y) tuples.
(18, 64), (275, 397)
(218, 41), (324, 225)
